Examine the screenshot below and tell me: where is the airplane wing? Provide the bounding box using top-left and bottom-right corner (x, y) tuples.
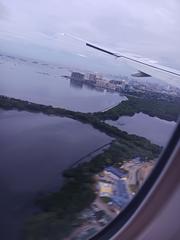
(60, 33), (180, 85)
(86, 42), (180, 85)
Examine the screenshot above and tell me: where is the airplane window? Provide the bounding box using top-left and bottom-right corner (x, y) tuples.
(0, 1), (179, 240)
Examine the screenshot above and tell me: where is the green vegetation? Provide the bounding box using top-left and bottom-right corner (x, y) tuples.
(24, 137), (161, 239)
(95, 94), (180, 122)
(100, 196), (112, 204)
(25, 178), (95, 239)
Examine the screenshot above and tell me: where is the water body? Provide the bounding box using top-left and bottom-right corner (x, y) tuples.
(106, 112), (176, 146)
(0, 110), (112, 240)
(0, 56), (126, 112)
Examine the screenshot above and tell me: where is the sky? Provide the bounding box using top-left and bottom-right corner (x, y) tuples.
(0, 0), (180, 75)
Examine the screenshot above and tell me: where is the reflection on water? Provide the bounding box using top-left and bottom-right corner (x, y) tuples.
(0, 110), (112, 240)
(0, 56), (126, 112)
(106, 112), (176, 146)
(70, 78), (83, 89)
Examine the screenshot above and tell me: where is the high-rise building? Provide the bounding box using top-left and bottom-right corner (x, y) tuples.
(88, 73), (96, 82)
(71, 72), (84, 81)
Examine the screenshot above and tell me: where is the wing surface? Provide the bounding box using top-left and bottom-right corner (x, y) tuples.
(86, 42), (180, 84)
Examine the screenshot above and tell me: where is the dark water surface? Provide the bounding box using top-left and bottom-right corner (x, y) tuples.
(0, 110), (112, 240)
(0, 56), (126, 112)
(106, 112), (176, 146)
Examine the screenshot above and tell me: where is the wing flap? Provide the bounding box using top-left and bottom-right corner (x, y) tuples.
(86, 41), (180, 85)
(60, 33), (180, 85)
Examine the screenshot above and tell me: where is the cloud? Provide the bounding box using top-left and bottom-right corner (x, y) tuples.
(0, 1), (8, 19)
(0, 0), (179, 69)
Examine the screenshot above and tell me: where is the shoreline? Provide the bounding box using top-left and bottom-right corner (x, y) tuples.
(69, 141), (113, 169)
(0, 95), (161, 145)
(0, 94), (165, 239)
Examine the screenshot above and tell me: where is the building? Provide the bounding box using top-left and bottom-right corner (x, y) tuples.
(99, 182), (113, 197)
(88, 73), (96, 82)
(96, 74), (103, 80)
(95, 80), (108, 88)
(111, 179), (131, 208)
(109, 80), (123, 85)
(106, 82), (116, 91)
(71, 72), (84, 81)
(104, 166), (127, 181)
(122, 159), (141, 186)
